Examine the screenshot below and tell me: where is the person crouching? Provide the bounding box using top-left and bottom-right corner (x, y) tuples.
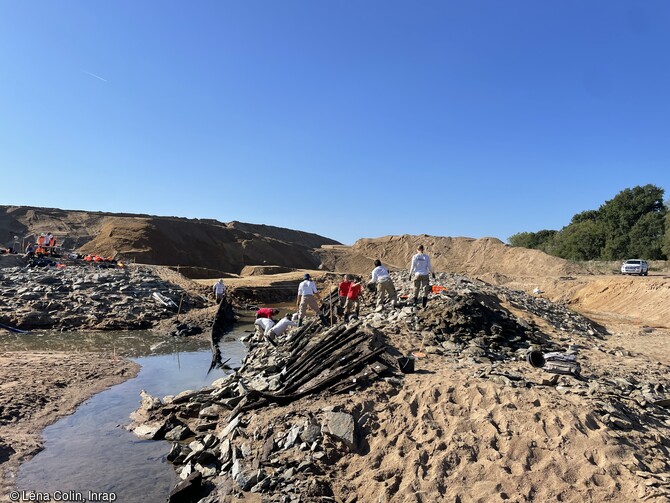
(256, 307), (279, 320)
(254, 317), (275, 342)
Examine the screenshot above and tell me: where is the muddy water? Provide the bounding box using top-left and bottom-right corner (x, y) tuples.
(12, 327), (251, 502)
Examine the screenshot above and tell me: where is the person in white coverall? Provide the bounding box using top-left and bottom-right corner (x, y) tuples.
(371, 259), (398, 309)
(213, 279), (227, 303)
(409, 245), (435, 308)
(296, 273), (329, 327)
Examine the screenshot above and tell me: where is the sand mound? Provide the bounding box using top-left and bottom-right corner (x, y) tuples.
(1, 206), (338, 276)
(569, 276), (670, 329)
(227, 221), (339, 249)
(314, 245), (378, 276)
(350, 235), (587, 278)
(240, 265), (296, 276)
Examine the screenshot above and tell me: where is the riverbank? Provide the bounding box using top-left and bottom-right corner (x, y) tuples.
(0, 351), (138, 498)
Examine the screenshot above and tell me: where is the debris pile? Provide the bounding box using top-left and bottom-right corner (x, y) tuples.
(129, 272), (670, 502)
(0, 264), (206, 330)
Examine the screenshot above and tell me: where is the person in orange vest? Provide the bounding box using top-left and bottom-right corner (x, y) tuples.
(48, 233), (56, 255)
(35, 235), (46, 255)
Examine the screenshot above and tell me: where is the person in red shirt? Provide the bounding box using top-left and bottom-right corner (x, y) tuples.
(344, 278), (363, 317)
(256, 308), (279, 320)
(338, 275), (352, 315)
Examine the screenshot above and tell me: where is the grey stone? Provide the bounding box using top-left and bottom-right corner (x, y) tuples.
(132, 421), (166, 440)
(219, 439), (231, 463)
(234, 469), (259, 491)
(250, 476), (272, 493)
(300, 423), (321, 444)
(168, 471), (202, 503)
(194, 462), (218, 478)
(218, 416), (241, 440)
(284, 425), (301, 449)
(166, 442), (182, 463)
(199, 404), (225, 418)
(164, 425), (191, 442)
(323, 412), (356, 451)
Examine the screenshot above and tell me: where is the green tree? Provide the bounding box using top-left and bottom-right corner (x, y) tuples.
(508, 232), (537, 249)
(599, 184), (665, 260)
(570, 209), (599, 225)
(508, 230), (556, 251)
(662, 201), (670, 258)
(551, 220), (606, 261)
(628, 212), (666, 259)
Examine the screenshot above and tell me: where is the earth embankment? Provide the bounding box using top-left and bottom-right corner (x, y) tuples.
(0, 206), (339, 277)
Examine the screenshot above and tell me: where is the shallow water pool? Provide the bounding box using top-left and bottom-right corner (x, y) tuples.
(13, 328), (249, 502)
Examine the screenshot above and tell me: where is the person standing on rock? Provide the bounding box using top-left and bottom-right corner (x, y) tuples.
(344, 277), (363, 318)
(296, 274), (328, 327)
(337, 275), (352, 315)
(371, 259), (398, 310)
(213, 279), (227, 304)
(409, 245), (435, 308)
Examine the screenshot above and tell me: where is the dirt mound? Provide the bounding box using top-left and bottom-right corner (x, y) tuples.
(568, 276), (670, 329)
(227, 221), (339, 249)
(350, 235), (587, 278)
(1, 206), (339, 276)
(240, 265), (296, 276)
(0, 206), (109, 250)
(314, 245), (378, 276)
(77, 216), (324, 274)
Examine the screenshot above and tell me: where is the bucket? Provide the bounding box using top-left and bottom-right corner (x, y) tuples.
(397, 356), (415, 374)
(526, 350), (545, 368)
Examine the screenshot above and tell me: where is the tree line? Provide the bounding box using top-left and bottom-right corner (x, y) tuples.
(509, 185), (669, 261)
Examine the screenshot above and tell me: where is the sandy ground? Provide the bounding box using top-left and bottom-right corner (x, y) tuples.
(0, 352), (138, 498)
(227, 301), (670, 502)
(195, 267), (670, 502)
(3, 265), (670, 502)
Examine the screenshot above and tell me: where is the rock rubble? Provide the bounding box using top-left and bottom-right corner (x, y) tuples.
(0, 263), (206, 330)
(130, 272), (670, 502)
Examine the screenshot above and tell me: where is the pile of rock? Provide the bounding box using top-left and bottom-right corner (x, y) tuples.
(131, 383), (364, 502)
(129, 271), (670, 502)
(358, 272), (604, 363)
(0, 264), (206, 330)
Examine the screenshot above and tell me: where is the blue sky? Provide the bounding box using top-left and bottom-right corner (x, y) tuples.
(1, 1), (669, 245)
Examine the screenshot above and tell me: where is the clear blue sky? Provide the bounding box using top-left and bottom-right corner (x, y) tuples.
(1, 1), (669, 245)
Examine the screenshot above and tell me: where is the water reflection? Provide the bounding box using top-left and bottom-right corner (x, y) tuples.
(0, 330), (212, 357)
(16, 326), (250, 503)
